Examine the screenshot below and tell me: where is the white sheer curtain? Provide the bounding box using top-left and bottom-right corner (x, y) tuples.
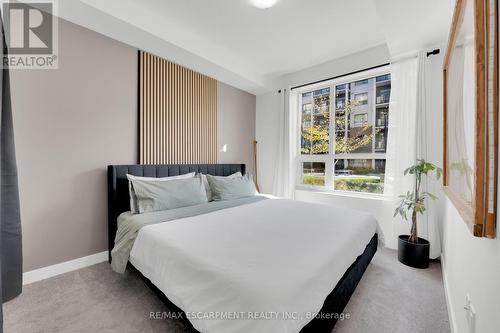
(382, 52), (442, 258)
(416, 51), (443, 259)
(272, 89), (299, 198)
(381, 56), (418, 249)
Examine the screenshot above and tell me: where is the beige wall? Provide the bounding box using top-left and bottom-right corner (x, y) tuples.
(217, 82), (256, 175)
(11, 18), (138, 271)
(12, 18), (257, 271)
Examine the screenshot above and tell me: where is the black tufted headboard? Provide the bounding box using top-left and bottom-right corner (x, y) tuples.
(107, 164), (246, 261)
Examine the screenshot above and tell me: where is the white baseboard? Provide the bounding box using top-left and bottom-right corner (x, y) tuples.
(23, 251), (108, 285)
(440, 256), (457, 333)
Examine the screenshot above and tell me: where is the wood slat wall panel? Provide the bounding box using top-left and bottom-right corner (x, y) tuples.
(139, 51), (218, 164)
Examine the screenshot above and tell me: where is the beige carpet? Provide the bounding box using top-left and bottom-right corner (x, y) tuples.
(4, 248), (450, 333)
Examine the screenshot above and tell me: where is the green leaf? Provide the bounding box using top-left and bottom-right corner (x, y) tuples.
(394, 160), (443, 224)
(436, 167), (443, 180)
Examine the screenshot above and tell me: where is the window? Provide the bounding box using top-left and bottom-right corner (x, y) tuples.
(298, 70), (391, 194)
(302, 162), (326, 186)
(354, 92), (368, 105)
(334, 159), (384, 193)
(301, 88), (330, 155)
(354, 79), (368, 86)
(376, 74), (391, 82)
(353, 113), (368, 127)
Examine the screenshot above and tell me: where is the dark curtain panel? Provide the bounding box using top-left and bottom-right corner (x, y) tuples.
(0, 12), (23, 312)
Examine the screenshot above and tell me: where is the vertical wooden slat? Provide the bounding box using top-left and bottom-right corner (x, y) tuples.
(209, 76), (212, 162)
(153, 55), (157, 163)
(196, 72), (200, 163)
(166, 61), (170, 164)
(147, 53), (150, 163)
(139, 51), (217, 164)
(173, 63), (178, 163)
(148, 53), (153, 163)
(160, 56), (164, 163)
(187, 70), (192, 162)
(139, 53), (143, 163)
(144, 52), (147, 163)
(182, 67), (186, 164)
(145, 53), (149, 163)
(142, 52), (146, 163)
(169, 61), (173, 164)
(195, 72), (199, 163)
(212, 79), (217, 162)
(141, 52), (144, 163)
(201, 75), (205, 163)
(179, 65), (183, 164)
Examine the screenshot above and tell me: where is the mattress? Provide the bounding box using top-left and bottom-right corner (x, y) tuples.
(129, 198), (377, 333)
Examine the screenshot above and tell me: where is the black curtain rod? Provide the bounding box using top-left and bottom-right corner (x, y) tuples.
(290, 62), (390, 91)
(288, 48), (441, 92)
(426, 48), (440, 57)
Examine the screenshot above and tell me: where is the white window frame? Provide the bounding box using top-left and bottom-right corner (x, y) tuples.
(296, 66), (390, 195)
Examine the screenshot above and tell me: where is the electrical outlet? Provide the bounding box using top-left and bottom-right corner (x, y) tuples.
(464, 294), (476, 333)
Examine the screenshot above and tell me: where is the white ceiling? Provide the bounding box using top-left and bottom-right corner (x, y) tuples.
(61, 0), (455, 94)
(373, 0), (455, 57)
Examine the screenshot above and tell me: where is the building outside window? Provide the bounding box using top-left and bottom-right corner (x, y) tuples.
(354, 92), (368, 105)
(299, 69), (391, 194)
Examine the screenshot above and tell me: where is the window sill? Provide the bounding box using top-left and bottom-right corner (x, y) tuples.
(295, 186), (386, 201)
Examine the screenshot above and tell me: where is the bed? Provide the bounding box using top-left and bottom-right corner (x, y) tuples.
(108, 164), (378, 333)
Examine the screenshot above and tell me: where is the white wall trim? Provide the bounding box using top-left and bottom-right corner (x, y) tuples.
(23, 251), (108, 285)
(441, 256), (457, 333)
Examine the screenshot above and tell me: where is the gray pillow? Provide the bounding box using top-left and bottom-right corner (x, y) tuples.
(206, 174), (257, 201)
(127, 172), (195, 213)
(131, 175), (208, 213)
(201, 172), (242, 201)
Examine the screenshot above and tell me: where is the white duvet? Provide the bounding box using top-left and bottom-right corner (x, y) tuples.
(129, 198), (377, 333)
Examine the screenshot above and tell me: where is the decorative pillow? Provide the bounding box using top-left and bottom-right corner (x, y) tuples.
(206, 174), (257, 201)
(131, 175), (208, 214)
(201, 172), (242, 201)
(127, 172), (195, 213)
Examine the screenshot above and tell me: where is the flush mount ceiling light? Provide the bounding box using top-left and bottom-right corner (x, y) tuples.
(251, 0), (278, 9)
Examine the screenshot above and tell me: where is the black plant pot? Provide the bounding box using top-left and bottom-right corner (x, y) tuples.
(398, 235), (430, 269)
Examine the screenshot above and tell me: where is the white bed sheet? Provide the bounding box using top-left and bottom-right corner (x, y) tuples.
(129, 198), (377, 333)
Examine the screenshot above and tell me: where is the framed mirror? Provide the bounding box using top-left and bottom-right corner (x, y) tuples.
(443, 0), (498, 237)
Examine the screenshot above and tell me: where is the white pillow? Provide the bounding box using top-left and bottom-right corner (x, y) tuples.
(127, 172), (196, 214)
(200, 172), (242, 201)
(206, 174), (257, 201)
(132, 175), (207, 213)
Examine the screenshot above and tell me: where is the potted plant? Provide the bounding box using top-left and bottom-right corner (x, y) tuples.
(394, 160), (442, 269)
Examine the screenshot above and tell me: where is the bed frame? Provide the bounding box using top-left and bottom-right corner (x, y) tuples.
(107, 164), (377, 333)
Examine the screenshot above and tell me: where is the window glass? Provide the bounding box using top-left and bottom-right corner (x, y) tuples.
(302, 162), (326, 186)
(354, 92), (368, 105)
(334, 159), (385, 194)
(376, 74), (391, 82)
(298, 70), (391, 194)
(353, 113), (368, 127)
(354, 79), (368, 86)
(301, 88), (330, 155)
